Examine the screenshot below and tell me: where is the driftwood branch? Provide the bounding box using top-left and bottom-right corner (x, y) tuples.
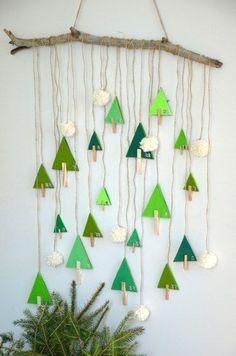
(4, 27), (222, 68)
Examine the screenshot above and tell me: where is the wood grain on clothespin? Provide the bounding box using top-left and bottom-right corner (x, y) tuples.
(183, 255), (188, 270)
(154, 210), (160, 235)
(132, 244), (135, 253)
(165, 285), (169, 300)
(188, 185), (192, 201)
(62, 162), (68, 187)
(157, 109), (162, 125)
(90, 232), (95, 247)
(136, 148), (142, 174)
(92, 145), (97, 162)
(37, 296), (42, 306)
(111, 119), (116, 133)
(121, 281), (127, 305)
(76, 261), (82, 284)
(40, 183), (46, 197)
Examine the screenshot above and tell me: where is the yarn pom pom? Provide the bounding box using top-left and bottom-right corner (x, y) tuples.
(93, 89), (110, 106)
(111, 226), (127, 243)
(190, 140), (209, 157)
(46, 251), (64, 267)
(198, 250), (218, 269)
(134, 305), (150, 321)
(140, 137), (158, 152)
(59, 121), (76, 137)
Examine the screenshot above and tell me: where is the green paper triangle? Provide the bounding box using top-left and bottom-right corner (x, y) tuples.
(111, 258), (137, 292)
(96, 187), (112, 206)
(52, 137), (79, 171)
(83, 213), (103, 238)
(105, 96), (124, 124)
(127, 229), (141, 248)
(149, 88), (172, 116)
(27, 272), (52, 305)
(54, 214), (67, 233)
(157, 264), (179, 290)
(174, 236), (197, 262)
(183, 173), (199, 192)
(143, 184), (171, 218)
(33, 164), (54, 189)
(66, 235), (93, 269)
(88, 131), (102, 151)
(126, 123), (154, 160)
(174, 129), (188, 150)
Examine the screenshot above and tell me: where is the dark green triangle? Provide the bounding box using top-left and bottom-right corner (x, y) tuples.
(174, 129), (188, 150)
(157, 264), (179, 290)
(174, 236), (197, 262)
(105, 96), (124, 124)
(88, 131), (102, 151)
(27, 272), (52, 305)
(149, 88), (172, 116)
(126, 123), (154, 160)
(66, 236), (93, 269)
(143, 184), (171, 218)
(183, 173), (199, 192)
(127, 229), (141, 248)
(96, 187), (112, 206)
(111, 258), (137, 292)
(52, 137), (79, 171)
(83, 213), (103, 238)
(54, 214), (67, 233)
(33, 164), (54, 189)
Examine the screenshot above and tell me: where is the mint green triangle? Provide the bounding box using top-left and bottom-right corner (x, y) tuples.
(27, 272), (52, 305)
(33, 164), (54, 189)
(157, 264), (179, 290)
(143, 184), (171, 218)
(54, 214), (67, 233)
(111, 258), (137, 292)
(174, 129), (188, 150)
(66, 236), (93, 269)
(96, 187), (112, 206)
(88, 131), (102, 151)
(52, 137), (79, 171)
(149, 88), (172, 116)
(126, 123), (154, 160)
(83, 213), (103, 238)
(127, 229), (141, 248)
(183, 173), (199, 192)
(174, 236), (197, 262)
(105, 96), (124, 124)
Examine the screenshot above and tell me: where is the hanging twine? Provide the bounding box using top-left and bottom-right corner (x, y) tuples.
(100, 44), (108, 188)
(199, 64), (206, 139)
(152, 0), (169, 40)
(90, 44), (96, 131)
(73, 0), (84, 28)
(155, 46), (161, 183)
(132, 48), (138, 231)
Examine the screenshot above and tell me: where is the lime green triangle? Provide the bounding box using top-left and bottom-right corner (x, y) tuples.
(83, 213), (103, 238)
(96, 187), (112, 206)
(52, 137), (79, 171)
(54, 214), (67, 233)
(33, 164), (54, 189)
(66, 236), (93, 269)
(105, 96), (124, 124)
(88, 131), (102, 151)
(157, 264), (179, 290)
(111, 258), (137, 292)
(27, 272), (52, 305)
(149, 88), (172, 116)
(174, 129), (188, 150)
(126, 123), (154, 160)
(127, 229), (141, 247)
(143, 184), (171, 218)
(183, 173), (199, 192)
(174, 236), (197, 262)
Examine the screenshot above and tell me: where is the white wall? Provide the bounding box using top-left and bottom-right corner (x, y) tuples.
(1, 1), (236, 355)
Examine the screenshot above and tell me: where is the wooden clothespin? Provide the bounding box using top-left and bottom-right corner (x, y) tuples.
(136, 148), (142, 174)
(111, 119), (116, 133)
(92, 145), (97, 162)
(90, 232), (95, 247)
(76, 261), (82, 285)
(121, 281), (127, 305)
(187, 185), (192, 201)
(183, 255), (188, 270)
(102, 204), (105, 211)
(154, 210), (160, 235)
(165, 285), (169, 300)
(180, 147), (184, 155)
(37, 296), (42, 306)
(62, 162), (68, 187)
(157, 109), (162, 125)
(40, 183), (46, 197)
(132, 244), (135, 253)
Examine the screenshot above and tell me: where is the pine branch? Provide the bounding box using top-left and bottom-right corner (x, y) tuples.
(77, 283), (105, 320)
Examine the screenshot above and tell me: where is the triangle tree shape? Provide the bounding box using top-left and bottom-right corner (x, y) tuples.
(88, 131), (102, 151)
(150, 88), (172, 116)
(174, 129), (188, 150)
(105, 96), (124, 125)
(183, 173), (199, 192)
(157, 264), (179, 290)
(54, 214), (67, 233)
(33, 164), (54, 189)
(174, 236), (197, 262)
(143, 184), (171, 218)
(111, 258), (137, 292)
(52, 137), (79, 171)
(83, 213), (103, 238)
(126, 123), (154, 160)
(27, 272), (52, 305)
(96, 187), (112, 206)
(127, 229), (141, 248)
(66, 236), (93, 269)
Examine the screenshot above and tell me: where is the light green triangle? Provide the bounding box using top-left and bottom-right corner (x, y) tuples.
(66, 236), (93, 269)
(27, 272), (52, 305)
(143, 184), (171, 218)
(174, 236), (197, 262)
(88, 131), (102, 151)
(111, 258), (137, 292)
(54, 214), (67, 233)
(183, 173), (199, 192)
(33, 164), (54, 189)
(52, 137), (79, 171)
(149, 88), (172, 116)
(105, 96), (124, 124)
(96, 187), (112, 206)
(174, 129), (188, 150)
(157, 264), (179, 290)
(83, 213), (103, 238)
(127, 229), (141, 248)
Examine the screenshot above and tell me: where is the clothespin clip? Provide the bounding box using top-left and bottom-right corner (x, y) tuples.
(157, 108), (162, 125)
(37, 296), (42, 306)
(136, 148), (142, 174)
(165, 285), (169, 300)
(92, 145), (97, 162)
(154, 210), (160, 235)
(180, 147), (184, 155)
(121, 281), (127, 305)
(40, 183), (46, 197)
(183, 255), (188, 270)
(132, 244), (135, 253)
(90, 232), (95, 247)
(187, 185), (192, 201)
(76, 261), (82, 285)
(111, 118), (116, 133)
(62, 162), (68, 187)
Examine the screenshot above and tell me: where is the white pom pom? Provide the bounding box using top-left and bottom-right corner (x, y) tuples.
(111, 226), (127, 242)
(59, 121), (76, 137)
(140, 137), (159, 152)
(46, 251), (64, 267)
(190, 140), (209, 157)
(134, 305), (150, 321)
(198, 250), (218, 269)
(93, 89), (110, 106)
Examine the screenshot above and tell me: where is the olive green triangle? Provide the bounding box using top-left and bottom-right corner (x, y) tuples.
(66, 235), (93, 269)
(96, 187), (112, 206)
(127, 229), (141, 248)
(33, 164), (54, 189)
(126, 123), (154, 160)
(88, 131), (102, 151)
(83, 213), (103, 238)
(183, 173), (199, 192)
(27, 272), (52, 305)
(174, 236), (197, 262)
(54, 214), (67, 233)
(105, 96), (124, 124)
(157, 264), (179, 290)
(143, 184), (171, 218)
(111, 258), (137, 292)
(52, 137), (79, 171)
(174, 129), (188, 150)
(149, 88), (172, 116)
